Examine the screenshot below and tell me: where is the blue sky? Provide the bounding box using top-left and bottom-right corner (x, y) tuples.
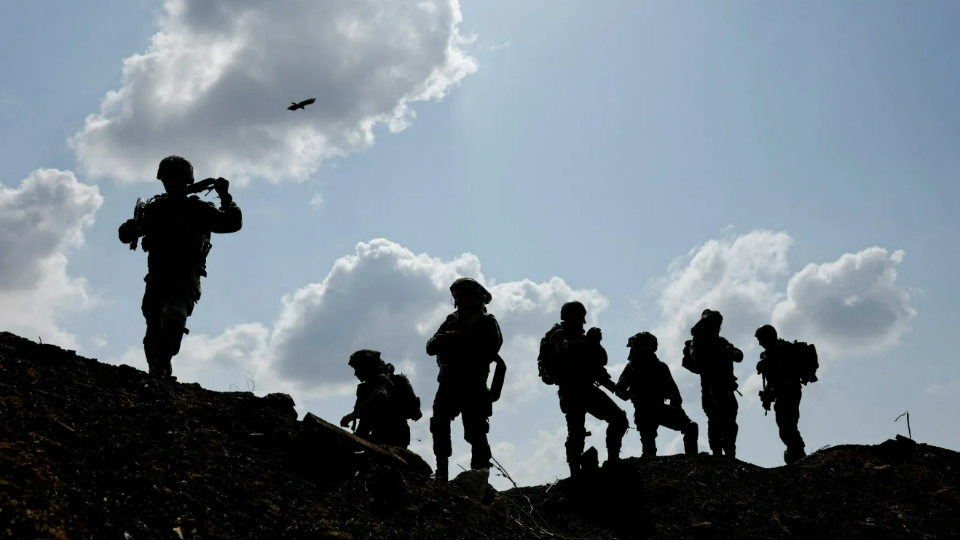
(1, 0), (957, 487)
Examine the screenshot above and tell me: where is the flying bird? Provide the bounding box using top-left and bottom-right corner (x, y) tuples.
(287, 98), (316, 111)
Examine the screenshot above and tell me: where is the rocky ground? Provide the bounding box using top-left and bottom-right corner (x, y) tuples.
(1, 331), (957, 539)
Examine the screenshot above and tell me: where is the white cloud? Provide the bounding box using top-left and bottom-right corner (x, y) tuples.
(309, 193), (325, 210)
(772, 248), (917, 358)
(69, 0), (478, 185)
(651, 230), (916, 379)
(0, 169), (103, 349)
(652, 230), (792, 367)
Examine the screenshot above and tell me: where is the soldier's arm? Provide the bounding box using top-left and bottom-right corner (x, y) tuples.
(724, 339), (744, 363)
(662, 364), (682, 406)
(118, 219), (140, 244)
(615, 362), (634, 394)
(198, 199), (243, 234)
(353, 383), (390, 416)
(426, 319), (453, 356)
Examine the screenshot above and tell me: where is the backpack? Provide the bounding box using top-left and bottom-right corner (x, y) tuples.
(792, 341), (819, 385)
(389, 373), (422, 421)
(537, 324), (565, 385)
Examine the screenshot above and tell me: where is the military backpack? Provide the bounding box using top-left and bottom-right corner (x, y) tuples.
(792, 341), (819, 385)
(537, 324), (565, 385)
(389, 373), (422, 421)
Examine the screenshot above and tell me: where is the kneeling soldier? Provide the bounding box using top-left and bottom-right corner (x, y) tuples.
(617, 332), (699, 457)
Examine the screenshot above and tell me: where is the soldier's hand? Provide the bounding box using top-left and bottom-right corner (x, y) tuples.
(340, 412), (356, 429)
(214, 177), (230, 195)
(586, 327), (602, 343)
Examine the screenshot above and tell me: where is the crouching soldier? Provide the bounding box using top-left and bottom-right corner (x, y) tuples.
(755, 324), (818, 465)
(616, 332), (699, 457)
(427, 278), (503, 482)
(118, 155), (242, 380)
(340, 349), (422, 448)
(545, 301), (629, 478)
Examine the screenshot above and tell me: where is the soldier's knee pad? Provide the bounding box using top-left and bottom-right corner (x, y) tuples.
(159, 307), (188, 355)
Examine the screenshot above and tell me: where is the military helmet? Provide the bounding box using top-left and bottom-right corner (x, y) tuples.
(755, 324), (778, 341)
(156, 155), (195, 184)
(348, 349), (383, 371)
(700, 309), (723, 321)
(627, 331), (657, 350)
(692, 309), (723, 336)
(450, 277), (492, 305)
(560, 301), (587, 321)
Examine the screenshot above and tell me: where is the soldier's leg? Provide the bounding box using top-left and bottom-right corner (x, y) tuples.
(430, 413), (454, 482)
(660, 405), (699, 456)
(140, 280), (163, 376)
(719, 389), (739, 458)
(462, 411), (492, 469)
(586, 388), (629, 463)
(564, 408), (587, 477)
(636, 413), (659, 458)
(702, 388), (722, 456)
(430, 385), (457, 482)
(158, 288), (195, 357)
(775, 391), (805, 464)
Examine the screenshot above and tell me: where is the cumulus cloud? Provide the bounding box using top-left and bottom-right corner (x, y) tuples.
(653, 230), (792, 366)
(772, 248), (917, 357)
(652, 230), (916, 377)
(0, 169), (103, 348)
(69, 0), (477, 184)
(121, 239), (607, 411)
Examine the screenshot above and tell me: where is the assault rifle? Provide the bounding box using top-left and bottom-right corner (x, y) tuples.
(126, 178), (222, 251)
(759, 374), (774, 415)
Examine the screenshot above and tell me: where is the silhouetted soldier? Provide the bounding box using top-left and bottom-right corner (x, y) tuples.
(118, 155), (241, 380)
(426, 278), (503, 482)
(755, 324), (812, 464)
(546, 301), (628, 477)
(682, 309), (743, 458)
(617, 332), (699, 457)
(340, 349), (422, 448)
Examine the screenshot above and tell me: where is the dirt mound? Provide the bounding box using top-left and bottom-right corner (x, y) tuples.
(503, 434), (960, 539)
(0, 332), (533, 539)
(1, 330), (957, 539)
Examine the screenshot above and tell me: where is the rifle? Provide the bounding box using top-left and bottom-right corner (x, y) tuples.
(126, 178), (222, 251)
(759, 374), (774, 415)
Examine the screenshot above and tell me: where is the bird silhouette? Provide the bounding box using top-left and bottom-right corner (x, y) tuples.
(287, 98), (316, 111)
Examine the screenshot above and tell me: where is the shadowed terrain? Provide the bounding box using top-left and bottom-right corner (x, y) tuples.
(0, 331), (957, 539)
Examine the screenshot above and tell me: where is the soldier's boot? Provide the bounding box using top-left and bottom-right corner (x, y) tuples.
(567, 459), (581, 478)
(470, 441), (492, 470)
(683, 422), (699, 456)
(604, 411), (628, 466)
(722, 435), (736, 459)
(434, 457), (449, 483)
(640, 440), (657, 458)
(784, 445), (806, 465)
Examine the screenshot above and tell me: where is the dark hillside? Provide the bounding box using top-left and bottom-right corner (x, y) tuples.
(1, 331), (957, 539)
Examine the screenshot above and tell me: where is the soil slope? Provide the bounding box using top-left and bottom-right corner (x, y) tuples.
(1, 331), (957, 539)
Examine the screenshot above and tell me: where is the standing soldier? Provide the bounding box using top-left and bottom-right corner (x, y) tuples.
(682, 309), (743, 459)
(542, 301), (628, 478)
(755, 324), (817, 465)
(616, 332), (699, 457)
(118, 155), (241, 380)
(340, 349), (422, 449)
(426, 278), (503, 482)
